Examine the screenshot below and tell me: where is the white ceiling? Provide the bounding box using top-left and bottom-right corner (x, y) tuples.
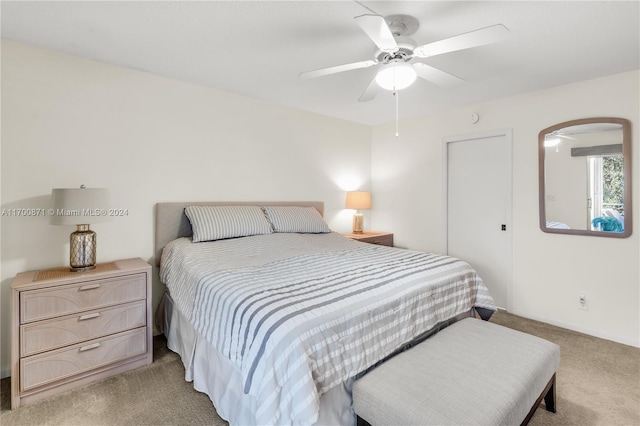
(2, 1), (639, 126)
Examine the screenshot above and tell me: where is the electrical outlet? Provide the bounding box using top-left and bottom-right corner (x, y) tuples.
(579, 294), (588, 311)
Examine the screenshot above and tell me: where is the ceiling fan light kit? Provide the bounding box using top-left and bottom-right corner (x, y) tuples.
(375, 61), (417, 91)
(544, 137), (561, 148)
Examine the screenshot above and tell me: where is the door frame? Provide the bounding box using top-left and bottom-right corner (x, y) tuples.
(442, 129), (513, 310)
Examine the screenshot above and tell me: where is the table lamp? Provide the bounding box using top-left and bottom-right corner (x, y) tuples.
(50, 185), (111, 271)
(346, 191), (371, 234)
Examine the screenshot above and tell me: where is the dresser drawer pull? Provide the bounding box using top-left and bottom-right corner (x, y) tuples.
(79, 343), (101, 352)
(78, 284), (101, 291)
(78, 312), (101, 321)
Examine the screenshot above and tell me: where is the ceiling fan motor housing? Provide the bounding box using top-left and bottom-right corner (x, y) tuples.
(375, 37), (417, 64)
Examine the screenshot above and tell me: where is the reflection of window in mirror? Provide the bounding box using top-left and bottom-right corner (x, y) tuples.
(588, 154), (624, 230)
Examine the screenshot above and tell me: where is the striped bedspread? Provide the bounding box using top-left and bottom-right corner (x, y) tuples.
(160, 232), (495, 425)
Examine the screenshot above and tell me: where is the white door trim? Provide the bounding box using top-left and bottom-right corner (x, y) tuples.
(442, 128), (513, 311)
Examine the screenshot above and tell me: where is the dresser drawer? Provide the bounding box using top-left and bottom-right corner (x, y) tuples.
(20, 327), (147, 392)
(20, 273), (147, 323)
(21, 300), (146, 357)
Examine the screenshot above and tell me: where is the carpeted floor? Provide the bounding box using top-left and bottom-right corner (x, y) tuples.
(1, 310), (638, 425)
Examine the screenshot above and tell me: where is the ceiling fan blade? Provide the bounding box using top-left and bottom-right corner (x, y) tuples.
(414, 24), (509, 58)
(354, 14), (398, 52)
(358, 77), (380, 102)
(413, 63), (465, 88)
(299, 60), (377, 79)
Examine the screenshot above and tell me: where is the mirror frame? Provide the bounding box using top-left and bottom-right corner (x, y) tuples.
(539, 117), (632, 237)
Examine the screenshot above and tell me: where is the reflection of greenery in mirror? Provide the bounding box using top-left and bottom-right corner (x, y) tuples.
(591, 155), (623, 214)
(539, 117), (632, 238)
(588, 154), (623, 230)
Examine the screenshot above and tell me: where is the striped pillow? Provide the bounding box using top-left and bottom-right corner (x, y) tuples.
(262, 206), (331, 234)
(185, 205), (273, 242)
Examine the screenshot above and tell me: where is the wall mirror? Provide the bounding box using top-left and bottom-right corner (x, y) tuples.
(539, 117), (632, 237)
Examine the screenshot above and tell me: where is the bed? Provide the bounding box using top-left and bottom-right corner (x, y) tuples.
(155, 201), (496, 426)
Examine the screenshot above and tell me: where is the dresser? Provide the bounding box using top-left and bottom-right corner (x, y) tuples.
(344, 231), (394, 247)
(11, 258), (152, 409)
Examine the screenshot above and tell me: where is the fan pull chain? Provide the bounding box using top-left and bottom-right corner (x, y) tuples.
(391, 62), (400, 137)
(395, 90), (399, 137)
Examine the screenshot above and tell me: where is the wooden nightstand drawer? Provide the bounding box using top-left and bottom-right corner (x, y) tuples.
(21, 300), (146, 356)
(20, 327), (147, 392)
(344, 231), (394, 247)
(20, 273), (147, 323)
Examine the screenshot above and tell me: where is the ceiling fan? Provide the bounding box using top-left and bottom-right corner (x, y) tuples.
(299, 14), (509, 101)
(544, 130), (576, 148)
(551, 131), (577, 140)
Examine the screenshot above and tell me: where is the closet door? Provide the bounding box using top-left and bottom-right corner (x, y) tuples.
(445, 130), (512, 309)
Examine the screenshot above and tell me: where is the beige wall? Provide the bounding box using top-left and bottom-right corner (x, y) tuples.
(371, 70), (639, 347)
(0, 41), (372, 376)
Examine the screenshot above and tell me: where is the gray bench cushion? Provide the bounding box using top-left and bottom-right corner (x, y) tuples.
(353, 317), (560, 425)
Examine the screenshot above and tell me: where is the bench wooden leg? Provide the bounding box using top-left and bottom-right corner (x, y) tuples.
(357, 415), (372, 426)
(520, 373), (557, 426)
(543, 374), (556, 413)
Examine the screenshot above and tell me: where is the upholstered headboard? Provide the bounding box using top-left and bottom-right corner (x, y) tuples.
(154, 201), (324, 266)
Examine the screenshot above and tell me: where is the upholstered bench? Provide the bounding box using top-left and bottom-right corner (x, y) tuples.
(353, 317), (560, 426)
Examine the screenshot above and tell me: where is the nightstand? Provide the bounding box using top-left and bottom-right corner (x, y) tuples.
(11, 258), (152, 409)
(344, 231), (394, 247)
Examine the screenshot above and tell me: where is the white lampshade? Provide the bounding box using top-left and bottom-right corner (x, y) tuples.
(346, 191), (372, 210)
(50, 187), (111, 225)
(375, 61), (417, 91)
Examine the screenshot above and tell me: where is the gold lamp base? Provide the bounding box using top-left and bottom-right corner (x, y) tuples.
(70, 224), (97, 272)
(352, 213), (364, 234)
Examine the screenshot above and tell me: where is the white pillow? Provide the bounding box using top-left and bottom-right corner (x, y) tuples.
(262, 206), (331, 234)
(185, 205), (273, 242)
